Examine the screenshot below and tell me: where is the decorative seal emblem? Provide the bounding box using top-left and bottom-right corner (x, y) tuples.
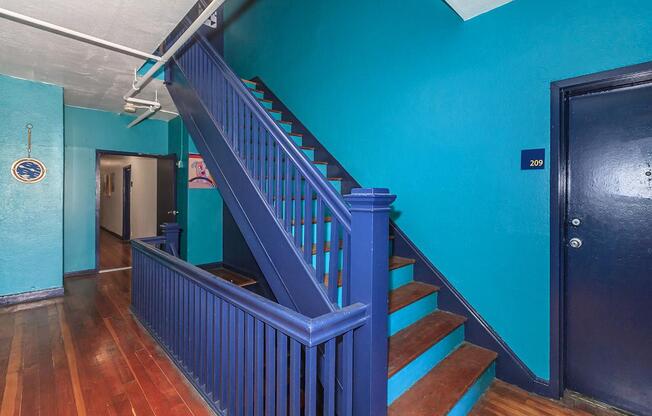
(11, 158), (47, 183)
(10, 123), (47, 184)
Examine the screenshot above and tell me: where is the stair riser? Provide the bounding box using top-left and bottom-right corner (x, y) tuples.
(389, 264), (413, 291)
(249, 89), (264, 99)
(387, 326), (465, 405)
(278, 122), (292, 133)
(242, 80), (257, 89)
(267, 110), (283, 121)
(447, 363), (495, 416)
(258, 100), (273, 110)
(388, 293), (438, 336)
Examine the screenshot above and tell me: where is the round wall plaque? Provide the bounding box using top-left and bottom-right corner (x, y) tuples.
(11, 158), (47, 184)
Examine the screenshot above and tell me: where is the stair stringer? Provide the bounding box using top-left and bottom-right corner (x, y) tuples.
(167, 60), (335, 318)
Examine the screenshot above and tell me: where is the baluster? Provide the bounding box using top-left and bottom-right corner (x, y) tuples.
(284, 160), (292, 231)
(254, 320), (265, 416)
(258, 122), (265, 190)
(252, 117), (259, 185)
(276, 333), (287, 416)
(328, 219), (340, 301)
(198, 288), (207, 388)
(315, 198), (326, 285)
(229, 304), (237, 414)
(244, 314), (255, 416)
(220, 301), (229, 408)
(275, 145), (282, 218)
(323, 339), (336, 416)
(341, 233), (351, 306)
(239, 98), (245, 160)
(343, 188), (396, 416)
(206, 291), (215, 396)
(341, 331), (354, 416)
(293, 172), (303, 247)
(305, 346), (317, 416)
(265, 325), (276, 415)
(303, 181), (314, 264)
(236, 309), (245, 416)
(289, 340), (301, 416)
(245, 107), (252, 173)
(213, 296), (223, 405)
(267, 132), (274, 202)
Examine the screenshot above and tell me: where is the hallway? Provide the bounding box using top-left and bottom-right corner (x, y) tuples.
(99, 229), (131, 270)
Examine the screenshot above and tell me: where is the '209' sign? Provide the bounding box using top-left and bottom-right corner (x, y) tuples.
(521, 149), (545, 170)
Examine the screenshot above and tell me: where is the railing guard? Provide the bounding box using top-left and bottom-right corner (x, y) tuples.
(131, 235), (368, 416)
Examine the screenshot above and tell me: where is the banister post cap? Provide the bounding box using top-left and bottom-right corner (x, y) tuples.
(160, 222), (181, 231)
(344, 188), (396, 211)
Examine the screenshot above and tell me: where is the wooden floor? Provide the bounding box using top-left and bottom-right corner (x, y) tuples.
(99, 229), (131, 270)
(0, 271), (214, 416)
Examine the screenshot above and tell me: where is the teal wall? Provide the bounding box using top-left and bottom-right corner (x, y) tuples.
(223, 0), (652, 379)
(64, 106), (169, 273)
(168, 117), (223, 265)
(0, 75), (64, 296)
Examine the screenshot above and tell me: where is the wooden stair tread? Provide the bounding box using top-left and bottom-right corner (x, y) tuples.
(388, 311), (467, 378)
(300, 146), (315, 150)
(289, 132), (303, 137)
(389, 282), (439, 314)
(205, 268), (256, 287)
(389, 255), (416, 270)
(258, 98), (273, 104)
(388, 343), (497, 416)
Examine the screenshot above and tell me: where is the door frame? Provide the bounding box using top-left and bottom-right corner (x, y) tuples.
(549, 61), (652, 398)
(122, 165), (132, 240)
(95, 150), (178, 271)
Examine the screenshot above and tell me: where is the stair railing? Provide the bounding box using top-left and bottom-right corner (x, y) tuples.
(131, 234), (367, 416)
(163, 8), (395, 414)
(170, 18), (356, 308)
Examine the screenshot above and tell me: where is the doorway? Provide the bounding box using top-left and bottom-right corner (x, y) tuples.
(551, 63), (652, 415)
(97, 151), (177, 272)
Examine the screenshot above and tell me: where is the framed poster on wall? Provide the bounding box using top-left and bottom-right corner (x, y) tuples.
(188, 154), (216, 189)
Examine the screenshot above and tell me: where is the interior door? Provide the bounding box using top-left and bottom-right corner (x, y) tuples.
(156, 155), (178, 231)
(565, 83), (652, 415)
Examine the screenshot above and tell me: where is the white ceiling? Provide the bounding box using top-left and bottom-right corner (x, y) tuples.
(443, 0), (512, 20)
(0, 0), (197, 120)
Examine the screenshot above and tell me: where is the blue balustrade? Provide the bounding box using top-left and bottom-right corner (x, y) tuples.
(131, 236), (367, 416)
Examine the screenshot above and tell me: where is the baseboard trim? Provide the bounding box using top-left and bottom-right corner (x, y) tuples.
(100, 226), (128, 242)
(0, 287), (65, 306)
(64, 268), (98, 278)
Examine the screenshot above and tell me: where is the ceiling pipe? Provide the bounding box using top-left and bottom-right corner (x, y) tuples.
(127, 105), (160, 128)
(123, 0), (226, 100)
(0, 7), (162, 61)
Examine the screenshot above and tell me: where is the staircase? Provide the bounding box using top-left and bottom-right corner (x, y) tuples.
(163, 12), (498, 415)
(241, 78), (498, 415)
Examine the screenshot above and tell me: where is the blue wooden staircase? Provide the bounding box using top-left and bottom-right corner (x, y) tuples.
(241, 78), (498, 415)
(163, 12), (498, 415)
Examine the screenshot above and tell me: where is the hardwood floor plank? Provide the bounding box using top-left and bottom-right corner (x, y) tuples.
(0, 314), (22, 416)
(57, 303), (88, 416)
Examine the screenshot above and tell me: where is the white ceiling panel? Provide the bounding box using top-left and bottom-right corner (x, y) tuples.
(443, 0), (512, 21)
(0, 0), (197, 119)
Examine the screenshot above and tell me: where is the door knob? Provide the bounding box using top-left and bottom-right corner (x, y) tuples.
(569, 238), (582, 249)
(167, 210), (179, 215)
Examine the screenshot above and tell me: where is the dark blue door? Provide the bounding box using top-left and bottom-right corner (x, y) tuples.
(566, 83), (652, 415)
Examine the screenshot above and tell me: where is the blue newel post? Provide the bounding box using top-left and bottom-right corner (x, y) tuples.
(344, 188), (396, 416)
(160, 222), (181, 257)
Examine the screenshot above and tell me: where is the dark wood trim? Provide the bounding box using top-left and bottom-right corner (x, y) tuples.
(64, 269), (98, 278)
(0, 287), (64, 306)
(549, 60), (652, 398)
(95, 150), (179, 271)
(100, 225), (127, 242)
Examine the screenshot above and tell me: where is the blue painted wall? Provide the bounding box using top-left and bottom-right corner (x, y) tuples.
(168, 117), (223, 265)
(0, 74), (63, 296)
(64, 106), (169, 273)
(223, 0), (652, 379)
